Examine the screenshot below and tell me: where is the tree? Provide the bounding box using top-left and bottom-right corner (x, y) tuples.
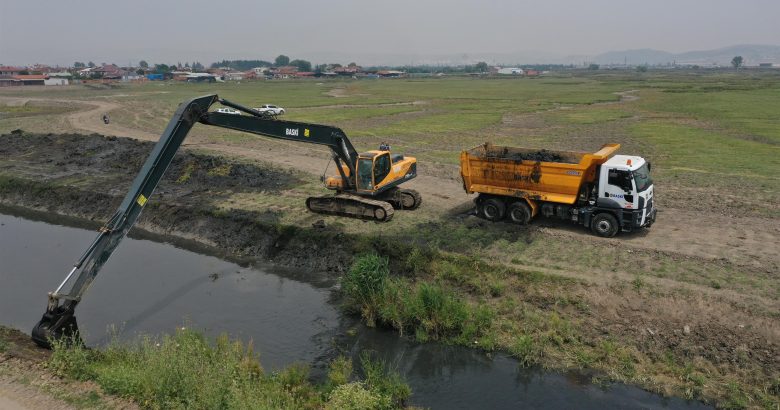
(139, 60), (149, 68)
(348, 62), (357, 67)
(290, 59), (312, 72)
(154, 64), (170, 73)
(192, 61), (204, 70)
(136, 68), (145, 75)
(74, 62), (85, 68)
(475, 61), (488, 72)
(275, 55), (290, 67)
(731, 56), (743, 68)
(588, 63), (600, 70)
(636, 65), (648, 72)
(88, 61), (95, 67)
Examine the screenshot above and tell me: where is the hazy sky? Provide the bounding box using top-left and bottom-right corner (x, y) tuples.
(2, 0), (779, 66)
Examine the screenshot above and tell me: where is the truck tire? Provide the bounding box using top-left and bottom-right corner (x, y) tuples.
(480, 198), (505, 222)
(508, 201), (531, 224)
(591, 213), (619, 238)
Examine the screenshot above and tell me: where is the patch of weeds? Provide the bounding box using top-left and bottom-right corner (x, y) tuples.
(326, 356), (353, 391)
(710, 280), (722, 289)
(359, 351), (412, 407)
(0, 338), (8, 353)
(49, 335), (94, 381)
(489, 281), (505, 297)
(175, 162), (196, 184)
(50, 327), (410, 409)
(632, 276), (645, 291)
(207, 163), (232, 177)
(511, 334), (540, 367)
(722, 381), (749, 409)
(575, 348), (595, 368)
(342, 254), (495, 343)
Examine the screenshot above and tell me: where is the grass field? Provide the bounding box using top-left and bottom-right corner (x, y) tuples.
(1, 71), (779, 408)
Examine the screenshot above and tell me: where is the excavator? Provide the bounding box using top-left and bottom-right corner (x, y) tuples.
(30, 94), (421, 347)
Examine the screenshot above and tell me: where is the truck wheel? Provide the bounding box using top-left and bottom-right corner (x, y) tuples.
(508, 201), (531, 224)
(480, 198), (505, 222)
(591, 213), (619, 238)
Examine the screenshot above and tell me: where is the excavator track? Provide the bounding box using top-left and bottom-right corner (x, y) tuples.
(306, 193), (395, 222)
(380, 188), (423, 210)
(398, 188), (422, 210)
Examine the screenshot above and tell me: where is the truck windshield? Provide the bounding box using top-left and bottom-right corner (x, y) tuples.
(357, 158), (373, 190)
(632, 163), (653, 192)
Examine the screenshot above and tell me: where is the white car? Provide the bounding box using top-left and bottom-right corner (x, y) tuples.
(253, 104), (285, 115)
(216, 107), (241, 115)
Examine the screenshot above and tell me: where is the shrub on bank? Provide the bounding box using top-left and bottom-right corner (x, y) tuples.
(342, 253), (494, 343)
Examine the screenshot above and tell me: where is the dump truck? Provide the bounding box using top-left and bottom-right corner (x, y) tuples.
(460, 142), (656, 237)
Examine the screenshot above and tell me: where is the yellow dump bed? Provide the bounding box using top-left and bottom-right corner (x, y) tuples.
(460, 142), (620, 204)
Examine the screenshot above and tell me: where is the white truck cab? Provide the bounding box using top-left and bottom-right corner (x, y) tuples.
(595, 154), (656, 233)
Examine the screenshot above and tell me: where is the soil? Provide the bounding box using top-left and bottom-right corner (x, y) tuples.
(0, 326), (138, 410)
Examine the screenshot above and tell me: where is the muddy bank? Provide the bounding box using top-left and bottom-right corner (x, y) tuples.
(0, 132), (352, 272)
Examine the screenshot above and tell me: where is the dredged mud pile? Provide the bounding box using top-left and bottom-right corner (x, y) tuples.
(486, 147), (565, 163)
(0, 131), (351, 272)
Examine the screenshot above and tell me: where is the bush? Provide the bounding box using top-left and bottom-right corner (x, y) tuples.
(342, 253), (389, 324)
(326, 382), (390, 410)
(511, 334), (539, 367)
(343, 254), (495, 346)
(360, 352), (411, 406)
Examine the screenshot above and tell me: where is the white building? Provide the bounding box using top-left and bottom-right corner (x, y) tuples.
(44, 77), (69, 86)
(497, 67), (524, 75)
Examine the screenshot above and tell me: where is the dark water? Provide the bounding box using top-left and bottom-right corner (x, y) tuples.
(0, 207), (710, 409)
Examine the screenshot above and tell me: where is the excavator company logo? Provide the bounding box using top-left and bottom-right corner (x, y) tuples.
(607, 193), (624, 199)
(304, 128), (310, 137)
(136, 194), (148, 206)
(285, 128), (299, 136)
(566, 170), (580, 176)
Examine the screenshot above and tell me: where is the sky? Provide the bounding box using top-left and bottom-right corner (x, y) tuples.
(2, 0), (779, 66)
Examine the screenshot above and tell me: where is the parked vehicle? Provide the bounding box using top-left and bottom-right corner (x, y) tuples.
(460, 142), (655, 237)
(253, 104), (285, 116)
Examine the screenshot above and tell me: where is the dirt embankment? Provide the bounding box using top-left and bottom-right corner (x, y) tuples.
(0, 326), (138, 410)
(0, 132), (353, 272)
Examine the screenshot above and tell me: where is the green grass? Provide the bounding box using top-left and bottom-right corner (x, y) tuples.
(631, 120), (780, 180)
(48, 328), (410, 410)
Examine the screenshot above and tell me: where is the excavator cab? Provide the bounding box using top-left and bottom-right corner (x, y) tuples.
(356, 150), (417, 193)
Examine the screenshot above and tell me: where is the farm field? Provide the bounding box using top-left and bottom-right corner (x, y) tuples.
(1, 72), (778, 408)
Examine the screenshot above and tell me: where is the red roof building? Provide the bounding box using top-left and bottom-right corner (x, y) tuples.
(0, 66), (25, 76)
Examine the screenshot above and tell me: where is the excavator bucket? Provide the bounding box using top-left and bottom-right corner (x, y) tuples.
(31, 304), (81, 348)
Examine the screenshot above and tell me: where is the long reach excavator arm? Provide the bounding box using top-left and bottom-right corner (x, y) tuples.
(31, 94), (420, 347)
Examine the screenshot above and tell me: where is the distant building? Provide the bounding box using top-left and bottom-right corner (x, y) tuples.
(497, 67), (524, 75)
(0, 66), (25, 76)
(334, 66), (362, 76)
(0, 76), (20, 86)
(225, 72), (244, 81)
(376, 70), (405, 78)
(13, 74), (47, 85)
(44, 77), (69, 85)
(184, 73), (220, 83)
(758, 63), (775, 68)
